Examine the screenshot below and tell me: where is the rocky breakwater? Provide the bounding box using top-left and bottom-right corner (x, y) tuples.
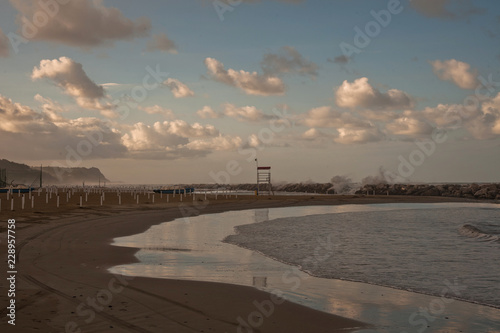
(193, 183), (336, 194)
(356, 183), (500, 200)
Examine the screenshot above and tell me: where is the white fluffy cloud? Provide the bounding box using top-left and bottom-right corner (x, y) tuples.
(0, 94), (244, 161)
(430, 59), (478, 90)
(0, 28), (9, 57)
(299, 106), (372, 129)
(421, 103), (469, 127)
(34, 94), (67, 122)
(204, 57), (285, 96)
(163, 78), (194, 98)
(9, 0), (151, 47)
(296, 106), (385, 144)
(416, 96), (500, 140)
(121, 120), (243, 158)
(139, 105), (175, 119)
(335, 128), (384, 144)
(467, 93), (500, 139)
(170, 120), (219, 138)
(386, 116), (434, 137)
(185, 135), (243, 151)
(223, 104), (270, 122)
(335, 77), (414, 110)
(0, 94), (126, 160)
(32, 57), (104, 99)
(301, 128), (327, 140)
(122, 120), (220, 149)
(121, 122), (188, 152)
(197, 106), (220, 119)
(146, 33), (177, 54)
(31, 57), (114, 115)
(261, 46), (318, 78)
(297, 93), (500, 144)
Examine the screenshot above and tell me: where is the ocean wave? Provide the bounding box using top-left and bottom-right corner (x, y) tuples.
(459, 223), (500, 242)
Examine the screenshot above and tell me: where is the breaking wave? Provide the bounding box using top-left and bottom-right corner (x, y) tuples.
(459, 223), (500, 242)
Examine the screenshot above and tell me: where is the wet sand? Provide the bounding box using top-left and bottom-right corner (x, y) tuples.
(0, 193), (485, 332)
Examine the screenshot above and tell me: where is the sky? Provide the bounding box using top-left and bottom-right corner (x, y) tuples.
(0, 0), (499, 184)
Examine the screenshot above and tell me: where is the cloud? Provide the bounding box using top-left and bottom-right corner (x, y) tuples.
(467, 93), (500, 139)
(0, 96), (51, 134)
(121, 120), (241, 158)
(410, 0), (454, 18)
(105, 118), (235, 157)
(329, 55), (350, 65)
(430, 59), (478, 89)
(139, 105), (175, 119)
(299, 95), (500, 144)
(386, 116), (434, 137)
(9, 0), (151, 47)
(163, 78), (194, 98)
(328, 55), (357, 75)
(223, 103), (270, 122)
(464, 113), (500, 140)
(32, 57), (104, 99)
(420, 103), (470, 127)
(0, 94), (246, 161)
(240, 132), (290, 149)
(298, 106), (371, 129)
(197, 106), (220, 119)
(101, 83), (123, 87)
(146, 33), (177, 54)
(0, 28), (9, 57)
(296, 106), (385, 144)
(335, 127), (384, 144)
(261, 46), (318, 78)
(335, 77), (414, 110)
(119, 119), (244, 159)
(410, 0), (484, 19)
(121, 122), (189, 152)
(245, 134), (262, 148)
(415, 97), (500, 140)
(185, 135), (243, 151)
(204, 57), (285, 96)
(169, 120), (219, 138)
(32, 57), (115, 116)
(34, 94), (67, 121)
(301, 128), (328, 140)
(355, 109), (399, 122)
(0, 94), (126, 160)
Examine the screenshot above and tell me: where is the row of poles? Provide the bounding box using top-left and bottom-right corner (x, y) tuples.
(1, 187), (239, 212)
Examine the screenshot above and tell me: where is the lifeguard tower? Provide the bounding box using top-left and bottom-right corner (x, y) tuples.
(255, 159), (274, 195)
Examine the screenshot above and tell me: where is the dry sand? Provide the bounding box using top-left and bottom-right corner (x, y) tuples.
(0, 192), (483, 332)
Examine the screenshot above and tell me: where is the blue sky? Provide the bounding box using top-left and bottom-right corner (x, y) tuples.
(0, 0), (499, 184)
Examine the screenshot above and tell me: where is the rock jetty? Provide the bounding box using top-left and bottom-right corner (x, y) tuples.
(355, 183), (500, 200)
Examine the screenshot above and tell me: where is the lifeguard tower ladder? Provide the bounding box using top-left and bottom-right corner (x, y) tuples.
(256, 159), (274, 195)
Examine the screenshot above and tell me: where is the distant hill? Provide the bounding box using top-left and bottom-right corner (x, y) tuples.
(0, 159), (110, 186)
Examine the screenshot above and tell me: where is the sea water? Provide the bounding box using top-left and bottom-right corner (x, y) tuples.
(225, 204), (500, 308)
(110, 203), (500, 332)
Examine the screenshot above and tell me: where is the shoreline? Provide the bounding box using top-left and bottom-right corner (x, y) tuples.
(1, 195), (497, 332)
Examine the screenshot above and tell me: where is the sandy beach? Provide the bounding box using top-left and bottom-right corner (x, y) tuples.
(3, 0), (500, 331)
(0, 193), (491, 332)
